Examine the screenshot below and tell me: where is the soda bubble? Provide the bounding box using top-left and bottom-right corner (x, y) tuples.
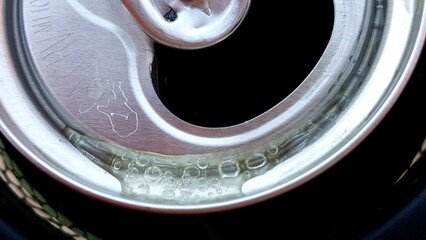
(245, 154), (267, 170)
(196, 157), (209, 169)
(197, 178), (209, 191)
(183, 166), (201, 178)
(210, 178), (221, 188)
(136, 157), (149, 167)
(112, 159), (122, 171)
(137, 182), (150, 195)
(126, 167), (139, 179)
(162, 189), (176, 200)
(163, 176), (177, 189)
(219, 159), (240, 178)
(180, 180), (193, 196)
(144, 166), (163, 182)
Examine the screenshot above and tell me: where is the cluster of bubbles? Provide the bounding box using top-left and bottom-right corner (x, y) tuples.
(110, 150), (274, 204)
(66, 120), (339, 204)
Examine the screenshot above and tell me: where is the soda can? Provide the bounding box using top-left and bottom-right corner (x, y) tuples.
(0, 0), (425, 216)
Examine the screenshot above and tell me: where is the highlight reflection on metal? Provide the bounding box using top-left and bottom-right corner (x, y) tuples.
(120, 0), (252, 49)
(0, 0), (425, 213)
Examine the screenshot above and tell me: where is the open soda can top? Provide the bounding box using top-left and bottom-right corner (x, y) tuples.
(0, 0), (425, 214)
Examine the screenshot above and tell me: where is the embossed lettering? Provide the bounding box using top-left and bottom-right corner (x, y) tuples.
(39, 33), (79, 66)
(30, 0), (49, 7)
(32, 16), (52, 34)
(29, 0), (50, 13)
(37, 33), (86, 81)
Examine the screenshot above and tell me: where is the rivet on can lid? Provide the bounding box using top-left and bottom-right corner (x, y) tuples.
(121, 0), (252, 49)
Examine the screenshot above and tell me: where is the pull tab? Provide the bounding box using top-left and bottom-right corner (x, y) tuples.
(121, 0), (251, 49)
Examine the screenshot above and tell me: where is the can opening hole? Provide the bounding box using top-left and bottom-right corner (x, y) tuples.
(153, 2), (335, 128)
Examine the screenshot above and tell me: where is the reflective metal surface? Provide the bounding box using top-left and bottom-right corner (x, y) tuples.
(0, 0), (425, 214)
(121, 0), (251, 49)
